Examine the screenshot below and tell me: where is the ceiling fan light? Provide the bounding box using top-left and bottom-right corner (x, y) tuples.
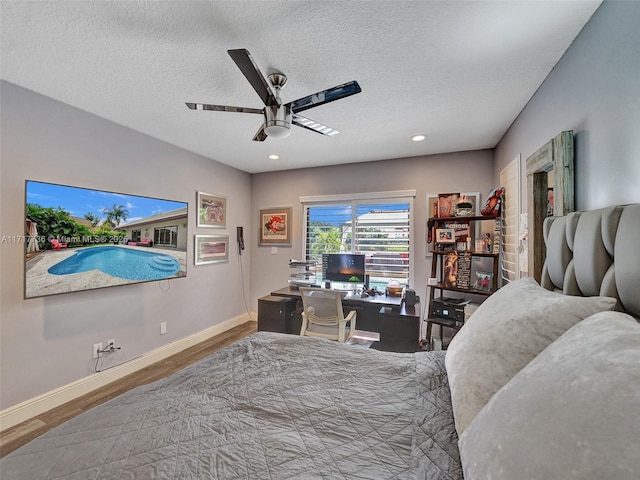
(264, 120), (291, 139)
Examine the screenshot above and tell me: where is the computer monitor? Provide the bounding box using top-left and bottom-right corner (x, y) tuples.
(323, 253), (366, 283)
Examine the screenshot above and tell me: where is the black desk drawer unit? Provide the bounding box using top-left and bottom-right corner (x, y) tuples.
(378, 305), (421, 353)
(342, 301), (380, 332)
(258, 295), (295, 334)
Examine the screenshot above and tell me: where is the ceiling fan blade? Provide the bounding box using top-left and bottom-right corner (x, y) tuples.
(292, 114), (339, 137)
(287, 80), (361, 114)
(252, 124), (268, 142)
(185, 103), (263, 114)
(228, 49), (279, 107)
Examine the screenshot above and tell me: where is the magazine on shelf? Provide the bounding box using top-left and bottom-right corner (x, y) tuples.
(456, 252), (472, 289)
(443, 251), (459, 288)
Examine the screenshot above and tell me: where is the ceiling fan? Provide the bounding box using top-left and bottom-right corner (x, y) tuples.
(186, 49), (361, 141)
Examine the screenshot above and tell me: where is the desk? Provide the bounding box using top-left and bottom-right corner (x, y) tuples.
(266, 287), (421, 352)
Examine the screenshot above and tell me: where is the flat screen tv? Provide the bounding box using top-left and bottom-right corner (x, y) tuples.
(323, 253), (366, 283)
(24, 180), (188, 299)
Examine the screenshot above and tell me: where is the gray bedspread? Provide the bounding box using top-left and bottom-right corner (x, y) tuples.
(2, 332), (462, 479)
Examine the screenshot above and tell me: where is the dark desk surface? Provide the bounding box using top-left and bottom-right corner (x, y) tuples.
(270, 286), (421, 318)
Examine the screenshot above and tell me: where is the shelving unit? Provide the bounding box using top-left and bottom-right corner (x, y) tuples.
(425, 214), (501, 348)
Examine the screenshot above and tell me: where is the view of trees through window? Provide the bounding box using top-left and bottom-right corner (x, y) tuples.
(304, 200), (411, 289)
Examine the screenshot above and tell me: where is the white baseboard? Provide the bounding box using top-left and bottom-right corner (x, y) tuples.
(0, 314), (256, 432)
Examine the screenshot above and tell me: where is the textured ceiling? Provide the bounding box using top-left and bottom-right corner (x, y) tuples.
(1, 0), (601, 173)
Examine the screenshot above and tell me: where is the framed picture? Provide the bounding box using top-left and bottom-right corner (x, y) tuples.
(259, 207), (292, 246)
(194, 235), (229, 265)
(197, 191), (226, 228)
(436, 228), (456, 244)
(473, 271), (494, 291)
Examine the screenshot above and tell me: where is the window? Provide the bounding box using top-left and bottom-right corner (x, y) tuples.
(154, 226), (178, 247)
(302, 192), (414, 289)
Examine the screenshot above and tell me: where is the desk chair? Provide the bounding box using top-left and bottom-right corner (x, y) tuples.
(299, 287), (357, 342)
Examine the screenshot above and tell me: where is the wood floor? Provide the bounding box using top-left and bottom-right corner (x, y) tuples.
(0, 321), (257, 458)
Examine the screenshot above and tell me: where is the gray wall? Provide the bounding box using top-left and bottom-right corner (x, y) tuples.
(250, 151), (495, 308)
(0, 82), (252, 409)
(495, 1), (640, 208)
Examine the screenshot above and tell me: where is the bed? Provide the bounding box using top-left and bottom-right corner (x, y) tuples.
(2, 204), (639, 479)
(2, 335), (460, 479)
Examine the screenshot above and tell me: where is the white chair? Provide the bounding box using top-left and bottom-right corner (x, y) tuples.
(299, 287), (357, 342)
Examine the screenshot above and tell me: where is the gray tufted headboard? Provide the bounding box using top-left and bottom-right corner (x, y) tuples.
(541, 204), (640, 319)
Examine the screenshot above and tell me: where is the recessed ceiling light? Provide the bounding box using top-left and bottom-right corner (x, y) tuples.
(412, 134), (426, 142)
(268, 154), (279, 160)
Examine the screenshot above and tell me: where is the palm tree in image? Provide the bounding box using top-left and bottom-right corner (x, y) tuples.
(102, 204), (129, 228)
(311, 227), (343, 254)
(84, 212), (100, 228)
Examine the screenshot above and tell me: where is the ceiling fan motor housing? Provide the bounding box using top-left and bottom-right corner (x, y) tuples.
(264, 102), (292, 139)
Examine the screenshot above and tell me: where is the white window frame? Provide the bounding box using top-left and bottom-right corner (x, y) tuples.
(300, 190), (416, 287)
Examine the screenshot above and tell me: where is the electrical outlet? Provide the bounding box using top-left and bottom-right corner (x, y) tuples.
(160, 322), (167, 335)
(93, 342), (103, 359)
(106, 339), (115, 351)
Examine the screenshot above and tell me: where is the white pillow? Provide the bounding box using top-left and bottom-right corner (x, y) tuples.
(458, 311), (640, 480)
(445, 277), (616, 435)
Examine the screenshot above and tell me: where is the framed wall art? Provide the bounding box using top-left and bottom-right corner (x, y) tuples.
(197, 191), (226, 228)
(194, 235), (229, 265)
(259, 207), (292, 246)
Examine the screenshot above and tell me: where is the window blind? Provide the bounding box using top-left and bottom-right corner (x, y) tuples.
(303, 199), (411, 288)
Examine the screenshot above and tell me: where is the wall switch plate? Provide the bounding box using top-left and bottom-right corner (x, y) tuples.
(271, 247), (278, 255)
(93, 342), (103, 359)
(160, 322), (167, 335)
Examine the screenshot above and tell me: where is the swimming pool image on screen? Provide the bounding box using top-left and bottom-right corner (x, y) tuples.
(48, 246), (180, 281)
(24, 180), (188, 298)
(25, 244), (186, 298)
